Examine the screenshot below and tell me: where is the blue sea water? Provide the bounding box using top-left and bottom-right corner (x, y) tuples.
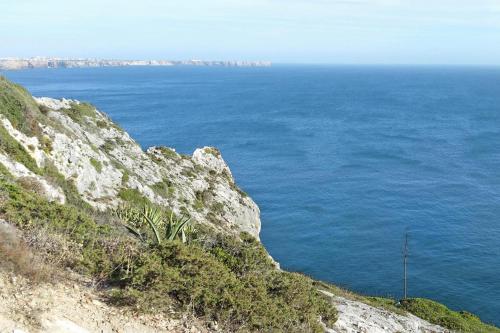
(3, 65), (500, 326)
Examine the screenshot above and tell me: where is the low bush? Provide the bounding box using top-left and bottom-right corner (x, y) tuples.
(90, 157), (103, 173)
(66, 102), (97, 123)
(111, 241), (336, 332)
(401, 298), (500, 333)
(0, 178), (133, 278)
(0, 125), (41, 174)
(118, 188), (151, 206)
(204, 147), (221, 158)
(151, 179), (176, 198)
(156, 146), (179, 160)
(0, 76), (43, 137)
(0, 221), (49, 282)
(17, 176), (45, 197)
(96, 119), (108, 129)
(40, 135), (53, 153)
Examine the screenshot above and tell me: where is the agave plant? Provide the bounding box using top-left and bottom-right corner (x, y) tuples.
(163, 209), (190, 243)
(182, 223), (198, 244)
(115, 205), (145, 241)
(115, 204), (193, 244)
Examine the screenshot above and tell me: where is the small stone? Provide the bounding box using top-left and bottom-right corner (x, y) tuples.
(209, 321), (218, 330)
(13, 329), (28, 333)
(92, 299), (105, 307)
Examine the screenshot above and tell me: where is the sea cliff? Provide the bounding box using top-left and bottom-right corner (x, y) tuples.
(0, 58), (272, 70)
(0, 76), (497, 333)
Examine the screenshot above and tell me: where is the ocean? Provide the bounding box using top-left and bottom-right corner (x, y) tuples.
(4, 65), (500, 325)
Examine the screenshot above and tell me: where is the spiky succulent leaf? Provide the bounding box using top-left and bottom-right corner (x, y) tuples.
(141, 205), (163, 244)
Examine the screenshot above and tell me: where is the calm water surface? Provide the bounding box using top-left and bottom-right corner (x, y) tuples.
(4, 66), (500, 325)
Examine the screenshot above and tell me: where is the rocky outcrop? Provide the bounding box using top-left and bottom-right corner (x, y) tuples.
(0, 97), (260, 238)
(320, 290), (450, 333)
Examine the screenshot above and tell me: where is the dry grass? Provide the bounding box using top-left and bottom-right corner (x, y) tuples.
(17, 176), (46, 197)
(22, 226), (81, 271)
(0, 222), (51, 283)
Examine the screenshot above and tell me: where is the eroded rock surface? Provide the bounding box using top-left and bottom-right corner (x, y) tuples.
(0, 97), (260, 238)
(320, 290), (450, 333)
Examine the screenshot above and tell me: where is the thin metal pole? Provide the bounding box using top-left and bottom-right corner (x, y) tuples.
(403, 232), (409, 300)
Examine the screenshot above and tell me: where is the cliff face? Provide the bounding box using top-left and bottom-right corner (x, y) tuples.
(0, 58), (272, 70)
(0, 78), (260, 239)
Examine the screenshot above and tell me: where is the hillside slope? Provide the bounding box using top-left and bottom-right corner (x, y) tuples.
(1, 76), (498, 333)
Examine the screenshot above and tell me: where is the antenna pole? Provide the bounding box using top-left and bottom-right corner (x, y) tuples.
(403, 232), (409, 300)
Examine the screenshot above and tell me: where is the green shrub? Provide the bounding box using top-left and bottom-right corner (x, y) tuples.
(0, 177), (134, 278)
(111, 241), (336, 332)
(0, 162), (11, 177)
(90, 157), (103, 173)
(66, 102), (97, 123)
(17, 176), (45, 196)
(193, 199), (204, 211)
(156, 147), (179, 160)
(121, 170), (130, 185)
(207, 231), (275, 275)
(211, 201), (225, 215)
(0, 76), (43, 137)
(401, 298), (500, 333)
(181, 167), (196, 179)
(41, 135), (53, 153)
(96, 119), (108, 129)
(204, 147), (221, 158)
(0, 125), (41, 174)
(101, 139), (115, 154)
(151, 179), (175, 198)
(118, 188), (150, 206)
(1, 179), (101, 244)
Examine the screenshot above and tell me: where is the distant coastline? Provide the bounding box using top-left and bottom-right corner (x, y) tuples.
(0, 57), (272, 70)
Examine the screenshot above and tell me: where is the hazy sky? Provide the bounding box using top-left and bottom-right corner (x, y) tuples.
(1, 0), (500, 64)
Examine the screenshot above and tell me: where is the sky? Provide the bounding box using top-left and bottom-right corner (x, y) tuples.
(1, 0), (500, 65)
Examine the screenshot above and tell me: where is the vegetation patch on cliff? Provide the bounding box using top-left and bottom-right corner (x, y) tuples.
(66, 102), (98, 123)
(0, 174), (336, 332)
(90, 157), (103, 173)
(0, 76), (43, 136)
(0, 125), (41, 174)
(401, 298), (500, 333)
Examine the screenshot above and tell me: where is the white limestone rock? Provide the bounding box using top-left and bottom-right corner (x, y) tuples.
(0, 97), (261, 238)
(320, 290), (450, 333)
(35, 97), (77, 110)
(192, 147), (232, 176)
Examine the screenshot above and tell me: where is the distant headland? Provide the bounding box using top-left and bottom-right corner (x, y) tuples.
(0, 57), (272, 70)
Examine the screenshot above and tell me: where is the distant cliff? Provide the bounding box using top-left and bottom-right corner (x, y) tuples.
(0, 58), (272, 70)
